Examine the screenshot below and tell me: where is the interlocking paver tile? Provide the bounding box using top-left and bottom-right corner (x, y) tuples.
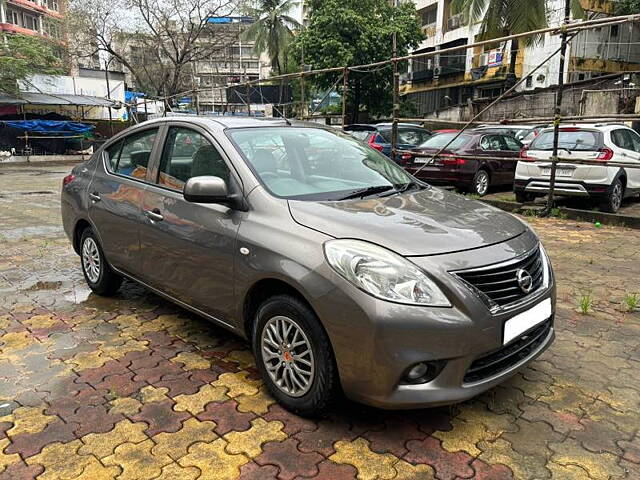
(131, 400), (190, 436)
(173, 384), (228, 416)
(224, 418), (286, 457)
(78, 419), (149, 459)
(212, 371), (261, 398)
(151, 417), (218, 461)
(152, 462), (200, 480)
(178, 438), (249, 480)
(169, 352), (211, 371)
(0, 406), (57, 437)
(5, 419), (78, 458)
(255, 437), (323, 480)
(238, 461), (280, 480)
(137, 385), (169, 404)
(196, 400), (256, 435)
(0, 460), (44, 480)
(549, 437), (625, 480)
(0, 438), (20, 474)
(330, 438), (398, 480)
(313, 459), (359, 480)
(25, 439), (93, 480)
(103, 438), (172, 480)
(404, 437), (475, 480)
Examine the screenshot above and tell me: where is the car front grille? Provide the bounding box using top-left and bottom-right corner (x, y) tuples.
(463, 319), (552, 384)
(455, 247), (544, 308)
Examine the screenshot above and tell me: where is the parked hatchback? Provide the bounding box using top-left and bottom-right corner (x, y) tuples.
(515, 124), (640, 212)
(344, 123), (432, 163)
(62, 117), (555, 415)
(406, 131), (523, 195)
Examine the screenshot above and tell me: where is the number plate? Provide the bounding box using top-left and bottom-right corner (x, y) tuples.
(541, 167), (573, 177)
(503, 298), (552, 345)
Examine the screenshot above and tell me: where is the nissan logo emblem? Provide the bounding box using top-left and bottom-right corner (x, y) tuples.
(516, 269), (534, 293)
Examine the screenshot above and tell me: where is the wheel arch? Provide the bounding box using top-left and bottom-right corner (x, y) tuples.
(72, 218), (93, 255)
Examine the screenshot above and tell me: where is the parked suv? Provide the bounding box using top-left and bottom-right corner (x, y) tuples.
(406, 131), (522, 195)
(344, 123), (432, 162)
(515, 124), (640, 212)
(62, 117), (555, 415)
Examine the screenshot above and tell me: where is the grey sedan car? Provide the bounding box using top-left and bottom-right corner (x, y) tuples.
(61, 116), (555, 415)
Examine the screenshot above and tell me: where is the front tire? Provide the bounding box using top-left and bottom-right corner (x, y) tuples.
(253, 295), (339, 416)
(471, 169), (490, 196)
(600, 179), (624, 213)
(80, 228), (122, 296)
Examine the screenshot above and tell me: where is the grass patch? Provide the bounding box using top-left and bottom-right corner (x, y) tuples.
(577, 291), (594, 315)
(623, 293), (639, 312)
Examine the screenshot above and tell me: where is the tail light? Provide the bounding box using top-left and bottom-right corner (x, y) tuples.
(368, 134), (384, 152)
(63, 174), (75, 187)
(596, 148), (613, 161)
(519, 147), (534, 161)
(442, 156), (465, 166)
(400, 153), (412, 165)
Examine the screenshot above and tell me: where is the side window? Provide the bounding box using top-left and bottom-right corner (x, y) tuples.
(112, 128), (158, 180)
(480, 135), (503, 151)
(503, 135), (522, 151)
(105, 141), (123, 170)
(625, 129), (640, 153)
(611, 130), (630, 150)
(158, 127), (230, 192)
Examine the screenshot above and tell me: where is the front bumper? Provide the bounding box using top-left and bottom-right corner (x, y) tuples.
(313, 231), (556, 409)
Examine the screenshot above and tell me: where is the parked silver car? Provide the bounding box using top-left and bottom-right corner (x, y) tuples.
(61, 117), (556, 415)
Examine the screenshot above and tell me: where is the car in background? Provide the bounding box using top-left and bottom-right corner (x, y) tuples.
(405, 131), (523, 195)
(515, 124), (640, 212)
(433, 129), (460, 134)
(344, 123), (432, 163)
(474, 125), (547, 146)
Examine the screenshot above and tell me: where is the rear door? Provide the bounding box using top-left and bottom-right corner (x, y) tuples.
(478, 134), (511, 184)
(611, 128), (640, 192)
(87, 126), (161, 275)
(500, 135), (523, 184)
(139, 123), (242, 323)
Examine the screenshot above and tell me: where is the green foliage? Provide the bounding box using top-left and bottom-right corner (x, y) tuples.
(243, 0), (302, 76)
(623, 292), (639, 312)
(0, 34), (63, 95)
(615, 0), (640, 15)
(577, 291), (593, 314)
(290, 0), (423, 121)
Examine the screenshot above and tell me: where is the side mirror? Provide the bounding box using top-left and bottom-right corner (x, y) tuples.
(183, 176), (229, 204)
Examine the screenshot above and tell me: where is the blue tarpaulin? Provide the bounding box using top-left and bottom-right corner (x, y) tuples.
(3, 120), (95, 134)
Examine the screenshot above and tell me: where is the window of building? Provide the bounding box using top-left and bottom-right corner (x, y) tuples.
(8, 9), (20, 25)
(22, 13), (39, 31)
(419, 6), (437, 27)
(47, 0), (60, 11)
(611, 25), (619, 37)
(525, 76), (532, 88)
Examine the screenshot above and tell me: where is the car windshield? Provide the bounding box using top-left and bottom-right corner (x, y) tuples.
(227, 127), (416, 201)
(417, 133), (470, 150)
(529, 130), (600, 151)
(378, 128), (432, 145)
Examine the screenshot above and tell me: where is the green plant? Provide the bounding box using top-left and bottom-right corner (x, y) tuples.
(623, 293), (639, 312)
(521, 209), (538, 217)
(577, 291), (594, 314)
(549, 207), (567, 219)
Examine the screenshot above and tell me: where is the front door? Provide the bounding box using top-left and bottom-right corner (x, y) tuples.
(612, 128), (640, 193)
(87, 126), (160, 274)
(139, 124), (242, 324)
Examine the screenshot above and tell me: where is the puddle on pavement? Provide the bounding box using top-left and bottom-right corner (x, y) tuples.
(63, 286), (93, 304)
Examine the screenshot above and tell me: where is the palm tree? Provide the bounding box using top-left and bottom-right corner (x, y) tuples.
(243, 0), (302, 76)
(450, 0), (583, 75)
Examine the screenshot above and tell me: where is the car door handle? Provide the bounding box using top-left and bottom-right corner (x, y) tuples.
(89, 192), (101, 202)
(145, 209), (164, 222)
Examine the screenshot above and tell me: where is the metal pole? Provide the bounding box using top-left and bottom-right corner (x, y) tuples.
(544, 0), (571, 216)
(246, 82), (251, 116)
(300, 73), (306, 119)
(391, 0), (399, 162)
(104, 59), (114, 137)
(342, 68), (349, 129)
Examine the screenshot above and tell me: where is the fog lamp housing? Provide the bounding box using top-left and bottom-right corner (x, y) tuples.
(401, 361), (445, 385)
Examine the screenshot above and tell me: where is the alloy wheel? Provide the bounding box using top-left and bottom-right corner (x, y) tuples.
(612, 182), (623, 212)
(82, 237), (101, 284)
(475, 171), (489, 196)
(261, 315), (315, 397)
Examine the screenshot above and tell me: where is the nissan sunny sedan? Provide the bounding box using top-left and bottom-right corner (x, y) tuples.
(61, 117), (555, 416)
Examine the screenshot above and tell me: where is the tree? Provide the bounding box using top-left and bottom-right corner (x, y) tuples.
(68, 0), (237, 102)
(242, 0), (301, 76)
(0, 34), (64, 95)
(451, 0), (583, 76)
(291, 0), (423, 122)
(615, 0), (640, 14)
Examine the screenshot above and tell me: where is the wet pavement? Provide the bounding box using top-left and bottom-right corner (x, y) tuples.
(1, 163), (639, 480)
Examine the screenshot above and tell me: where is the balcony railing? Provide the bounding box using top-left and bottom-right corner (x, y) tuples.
(447, 12), (468, 31)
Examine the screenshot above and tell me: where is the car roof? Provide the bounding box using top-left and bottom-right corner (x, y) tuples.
(474, 125), (537, 130)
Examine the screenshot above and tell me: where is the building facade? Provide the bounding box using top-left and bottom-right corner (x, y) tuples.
(403, 0), (640, 118)
(0, 0), (65, 41)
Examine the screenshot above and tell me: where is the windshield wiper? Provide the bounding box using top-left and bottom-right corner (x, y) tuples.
(339, 185), (394, 200)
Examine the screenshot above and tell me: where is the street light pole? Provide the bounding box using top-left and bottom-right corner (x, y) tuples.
(104, 57), (114, 137)
(391, 0), (399, 162)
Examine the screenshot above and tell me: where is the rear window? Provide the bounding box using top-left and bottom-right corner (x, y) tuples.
(529, 129), (601, 151)
(378, 128), (432, 145)
(347, 130), (374, 142)
(418, 133), (471, 150)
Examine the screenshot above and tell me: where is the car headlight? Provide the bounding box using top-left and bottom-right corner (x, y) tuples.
(324, 239), (451, 307)
(540, 243), (553, 289)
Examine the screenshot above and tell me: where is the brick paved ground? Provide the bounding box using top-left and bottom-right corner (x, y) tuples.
(1, 163), (639, 480)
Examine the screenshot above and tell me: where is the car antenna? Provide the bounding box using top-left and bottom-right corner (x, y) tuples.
(251, 82), (292, 126)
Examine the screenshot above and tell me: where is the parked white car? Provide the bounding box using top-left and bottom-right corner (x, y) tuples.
(514, 124), (640, 212)
(474, 125), (547, 146)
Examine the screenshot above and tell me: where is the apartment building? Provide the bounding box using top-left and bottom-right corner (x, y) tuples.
(0, 0), (65, 41)
(404, 0), (640, 117)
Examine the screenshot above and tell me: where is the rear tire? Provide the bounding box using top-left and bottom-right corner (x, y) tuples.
(252, 294), (339, 417)
(600, 179), (624, 213)
(80, 228), (122, 296)
(471, 169), (490, 196)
